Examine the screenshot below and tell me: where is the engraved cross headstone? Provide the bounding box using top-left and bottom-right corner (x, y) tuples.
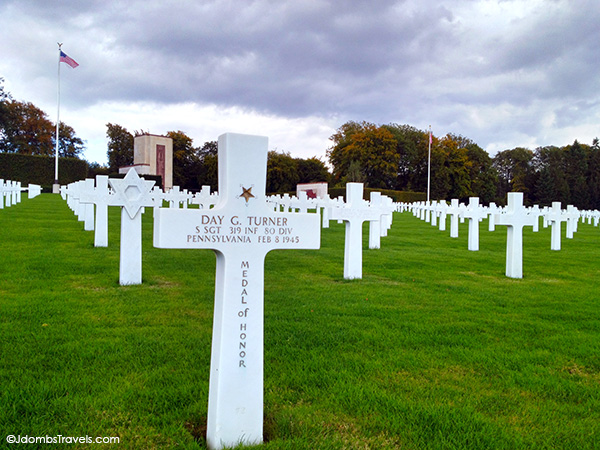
(82, 178), (96, 232)
(328, 182), (382, 279)
(495, 192), (537, 279)
(368, 191), (383, 249)
(446, 199), (461, 238)
(544, 201), (566, 251)
(461, 197), (487, 251)
(565, 205), (579, 239)
(79, 175), (111, 247)
(4, 180), (13, 208)
(153, 133), (321, 450)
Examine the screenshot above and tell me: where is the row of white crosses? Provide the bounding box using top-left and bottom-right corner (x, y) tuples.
(62, 172), (224, 285)
(0, 179), (42, 209)
(406, 194), (597, 278)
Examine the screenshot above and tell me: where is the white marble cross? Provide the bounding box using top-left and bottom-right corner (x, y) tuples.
(544, 201), (566, 251)
(81, 178), (96, 232)
(368, 191), (383, 249)
(109, 169), (156, 285)
(4, 180), (13, 207)
(328, 183), (382, 279)
(495, 192), (537, 279)
(565, 205), (579, 239)
(487, 202), (499, 231)
(461, 197), (487, 251)
(78, 175), (111, 247)
(436, 201), (448, 231)
(27, 184), (42, 199)
(0, 179), (5, 209)
(446, 199), (461, 238)
(153, 133), (321, 450)
(192, 185), (218, 209)
(11, 181), (19, 205)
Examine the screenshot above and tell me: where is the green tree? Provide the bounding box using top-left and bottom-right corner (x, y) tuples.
(466, 141), (498, 203)
(167, 130), (199, 190)
(106, 123), (133, 171)
(383, 124), (428, 192)
(564, 140), (590, 208)
(346, 160), (366, 183)
(587, 138), (600, 209)
(0, 100), (55, 155)
(492, 148), (534, 203)
(267, 150), (299, 193)
(434, 134), (473, 200)
(297, 157), (330, 184)
(532, 146), (569, 206)
(1, 82), (84, 158)
(56, 122), (85, 158)
(327, 121), (399, 188)
(196, 140), (218, 191)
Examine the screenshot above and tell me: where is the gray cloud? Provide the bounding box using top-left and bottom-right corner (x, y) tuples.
(1, 0), (599, 162)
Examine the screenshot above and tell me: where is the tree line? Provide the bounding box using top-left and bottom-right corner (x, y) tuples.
(4, 79), (600, 207)
(103, 124), (330, 193)
(328, 121), (600, 208)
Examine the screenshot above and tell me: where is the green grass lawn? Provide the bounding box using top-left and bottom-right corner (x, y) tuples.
(1, 194), (599, 449)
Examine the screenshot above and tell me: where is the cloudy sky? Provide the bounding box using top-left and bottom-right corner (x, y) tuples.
(1, 0), (599, 165)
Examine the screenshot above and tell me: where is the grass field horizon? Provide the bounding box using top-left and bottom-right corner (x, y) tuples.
(1, 194), (599, 449)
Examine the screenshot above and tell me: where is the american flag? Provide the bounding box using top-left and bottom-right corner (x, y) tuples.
(60, 50), (79, 68)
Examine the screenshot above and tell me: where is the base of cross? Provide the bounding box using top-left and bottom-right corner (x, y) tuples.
(52, 183), (60, 194)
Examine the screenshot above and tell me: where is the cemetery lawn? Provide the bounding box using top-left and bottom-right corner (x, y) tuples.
(0, 194), (598, 450)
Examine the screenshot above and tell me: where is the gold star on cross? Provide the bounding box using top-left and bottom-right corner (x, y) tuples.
(240, 186), (255, 203)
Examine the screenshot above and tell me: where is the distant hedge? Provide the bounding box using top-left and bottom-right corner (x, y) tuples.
(0, 153), (88, 191)
(329, 186), (426, 203)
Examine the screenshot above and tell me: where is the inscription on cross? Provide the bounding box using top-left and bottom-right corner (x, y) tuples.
(153, 133), (321, 450)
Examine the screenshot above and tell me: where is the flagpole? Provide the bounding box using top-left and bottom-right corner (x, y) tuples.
(53, 42), (62, 194)
(427, 125), (432, 203)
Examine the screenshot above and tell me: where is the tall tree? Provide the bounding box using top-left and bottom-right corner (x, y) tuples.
(106, 123), (133, 171)
(196, 140), (218, 191)
(167, 130), (199, 189)
(327, 121), (399, 188)
(587, 138), (600, 209)
(56, 122), (85, 158)
(0, 101), (54, 155)
(1, 81), (84, 157)
(492, 148), (534, 203)
(564, 140), (590, 208)
(465, 141), (498, 203)
(383, 123), (428, 192)
(297, 157), (330, 184)
(532, 146), (569, 206)
(267, 150), (299, 193)
(433, 134), (473, 200)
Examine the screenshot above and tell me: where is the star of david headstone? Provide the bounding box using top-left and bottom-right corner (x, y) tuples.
(109, 168), (155, 219)
(108, 169), (155, 285)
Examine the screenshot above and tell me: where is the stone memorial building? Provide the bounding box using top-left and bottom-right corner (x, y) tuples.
(297, 182), (328, 199)
(119, 133), (173, 189)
